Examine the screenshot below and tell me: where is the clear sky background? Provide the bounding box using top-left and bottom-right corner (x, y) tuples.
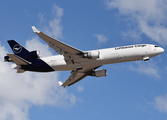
(0, 0), (167, 120)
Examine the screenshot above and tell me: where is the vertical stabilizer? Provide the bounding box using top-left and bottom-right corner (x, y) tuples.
(7, 40), (30, 56)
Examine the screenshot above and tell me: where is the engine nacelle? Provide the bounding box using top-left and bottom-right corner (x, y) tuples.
(4, 50), (40, 62)
(84, 51), (100, 59)
(143, 57), (149, 61)
(4, 56), (13, 62)
(24, 50), (40, 59)
(91, 69), (107, 77)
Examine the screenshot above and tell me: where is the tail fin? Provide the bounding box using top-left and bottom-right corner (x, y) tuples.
(7, 40), (30, 56)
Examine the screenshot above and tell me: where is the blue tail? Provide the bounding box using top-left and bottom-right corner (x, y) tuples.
(7, 40), (30, 57)
(6, 40), (40, 61)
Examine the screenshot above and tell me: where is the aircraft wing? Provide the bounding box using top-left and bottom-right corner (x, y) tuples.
(32, 26), (86, 65)
(59, 70), (88, 88)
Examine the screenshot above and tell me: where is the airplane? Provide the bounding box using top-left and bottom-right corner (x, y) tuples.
(4, 26), (164, 88)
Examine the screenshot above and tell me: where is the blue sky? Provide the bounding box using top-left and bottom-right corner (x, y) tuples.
(0, 0), (167, 120)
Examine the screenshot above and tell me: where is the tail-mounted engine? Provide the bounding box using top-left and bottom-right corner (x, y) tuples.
(4, 56), (12, 62)
(22, 50), (40, 60)
(84, 51), (100, 59)
(4, 50), (40, 62)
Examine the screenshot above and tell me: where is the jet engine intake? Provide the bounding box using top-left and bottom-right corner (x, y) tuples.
(84, 51), (99, 59)
(4, 50), (40, 62)
(4, 56), (12, 62)
(91, 69), (107, 77)
(25, 50), (40, 59)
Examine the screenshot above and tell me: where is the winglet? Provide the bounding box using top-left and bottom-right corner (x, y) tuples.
(32, 26), (40, 33)
(58, 81), (63, 87)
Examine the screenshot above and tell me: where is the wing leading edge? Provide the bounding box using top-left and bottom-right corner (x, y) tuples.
(32, 26), (86, 66)
(32, 26), (83, 54)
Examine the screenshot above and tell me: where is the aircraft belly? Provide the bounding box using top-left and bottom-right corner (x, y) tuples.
(21, 59), (54, 72)
(50, 51), (146, 72)
(52, 65), (74, 71)
(30, 45), (160, 72)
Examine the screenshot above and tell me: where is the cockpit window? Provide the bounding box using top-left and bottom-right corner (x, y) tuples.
(155, 45), (159, 47)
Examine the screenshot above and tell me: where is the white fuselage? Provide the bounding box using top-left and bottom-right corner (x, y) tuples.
(41, 44), (164, 72)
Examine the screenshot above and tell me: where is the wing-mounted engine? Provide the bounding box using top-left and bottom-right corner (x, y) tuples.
(91, 69), (107, 77)
(84, 51), (100, 59)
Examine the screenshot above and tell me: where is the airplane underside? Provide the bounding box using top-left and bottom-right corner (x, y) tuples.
(21, 55), (146, 72)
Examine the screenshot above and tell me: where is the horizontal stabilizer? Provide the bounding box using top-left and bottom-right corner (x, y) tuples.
(17, 69), (26, 73)
(7, 54), (31, 65)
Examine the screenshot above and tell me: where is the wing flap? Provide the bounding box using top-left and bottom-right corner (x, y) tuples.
(68, 73), (87, 87)
(60, 71), (87, 88)
(7, 54), (31, 65)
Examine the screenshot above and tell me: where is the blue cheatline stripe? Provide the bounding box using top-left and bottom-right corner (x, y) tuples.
(21, 58), (54, 72)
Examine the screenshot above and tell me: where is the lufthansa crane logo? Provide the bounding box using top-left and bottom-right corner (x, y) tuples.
(13, 44), (22, 53)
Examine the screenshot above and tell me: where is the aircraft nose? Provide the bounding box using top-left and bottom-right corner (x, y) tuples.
(160, 47), (164, 53)
(154, 47), (164, 55)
